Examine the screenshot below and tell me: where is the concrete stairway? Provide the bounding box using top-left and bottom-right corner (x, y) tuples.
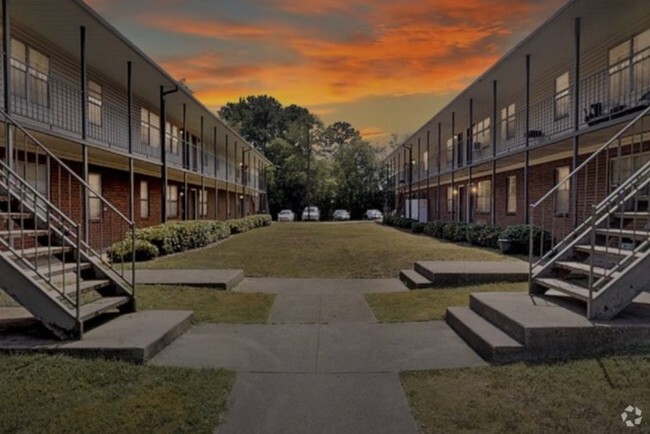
(446, 291), (650, 364)
(400, 261), (529, 290)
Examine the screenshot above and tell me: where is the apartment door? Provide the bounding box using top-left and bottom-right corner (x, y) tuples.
(188, 189), (197, 220)
(457, 186), (466, 222)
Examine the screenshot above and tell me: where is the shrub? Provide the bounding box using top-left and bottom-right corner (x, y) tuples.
(499, 224), (552, 254)
(411, 222), (426, 233)
(465, 223), (483, 245)
(477, 225), (502, 249)
(424, 220), (446, 238)
(108, 239), (159, 263)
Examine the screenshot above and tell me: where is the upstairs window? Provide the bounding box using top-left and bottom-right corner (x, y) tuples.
(140, 108), (160, 147)
(10, 39), (50, 107)
(472, 117), (491, 149)
(165, 122), (180, 155)
(554, 72), (570, 120)
(88, 80), (103, 126)
(446, 138), (454, 168)
(500, 104), (516, 141)
(609, 29), (650, 104)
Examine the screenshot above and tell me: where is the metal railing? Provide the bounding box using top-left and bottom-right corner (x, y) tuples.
(0, 108), (136, 294)
(528, 104), (650, 300)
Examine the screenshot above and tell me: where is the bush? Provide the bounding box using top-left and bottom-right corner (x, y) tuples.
(108, 215), (271, 262)
(424, 220), (446, 238)
(499, 224), (552, 254)
(107, 239), (159, 263)
(477, 225), (502, 249)
(411, 222), (426, 233)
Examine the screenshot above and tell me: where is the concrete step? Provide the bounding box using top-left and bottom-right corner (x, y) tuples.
(595, 228), (650, 240)
(554, 261), (621, 280)
(534, 278), (591, 302)
(0, 230), (48, 239)
(469, 293), (527, 343)
(446, 307), (525, 364)
(54, 310), (193, 363)
(574, 244), (641, 259)
(0, 212), (34, 220)
(77, 296), (131, 322)
(26, 262), (92, 280)
(49, 279), (112, 297)
(414, 261), (529, 287)
(612, 211), (650, 219)
(399, 269), (432, 289)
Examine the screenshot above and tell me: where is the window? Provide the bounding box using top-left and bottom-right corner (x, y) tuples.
(554, 72), (570, 120)
(476, 181), (491, 213)
(611, 153), (650, 188)
(423, 151), (429, 173)
(506, 176), (517, 214)
(140, 181), (149, 219)
(89, 173), (102, 220)
(10, 39), (49, 107)
(500, 104), (516, 141)
(165, 122), (180, 155)
(472, 117), (491, 149)
(88, 80), (103, 126)
(446, 138), (454, 167)
(447, 186), (454, 212)
(166, 185), (178, 217)
(199, 189), (208, 217)
(609, 29), (650, 104)
(140, 108), (160, 147)
(555, 166), (570, 215)
(15, 161), (47, 197)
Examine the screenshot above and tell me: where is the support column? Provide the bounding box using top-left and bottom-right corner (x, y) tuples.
(417, 138), (421, 222)
(451, 112), (455, 221)
(437, 122), (442, 220)
(183, 172), (188, 221)
(524, 55), (531, 224)
(214, 126), (218, 220)
(234, 141), (238, 218)
(225, 135), (230, 219)
(200, 115), (205, 220)
(80, 26), (89, 242)
(491, 80), (498, 225)
(3, 0), (12, 171)
(127, 61), (134, 223)
(572, 17), (582, 229)
(468, 98), (474, 223)
(426, 130), (430, 221)
(160, 87), (168, 223)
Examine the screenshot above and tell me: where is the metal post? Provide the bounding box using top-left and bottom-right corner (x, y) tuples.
(426, 130), (430, 221)
(127, 61), (134, 222)
(524, 55), (531, 225)
(200, 116), (205, 219)
(214, 126), (218, 220)
(437, 122), (442, 220)
(234, 141), (238, 217)
(451, 112), (455, 221)
(491, 80), (498, 225)
(80, 26), (87, 140)
(572, 17), (582, 229)
(160, 86), (167, 223)
(226, 135), (230, 218)
(417, 138), (421, 222)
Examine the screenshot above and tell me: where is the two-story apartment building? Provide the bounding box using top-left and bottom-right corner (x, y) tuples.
(385, 0), (649, 232)
(0, 0), (270, 338)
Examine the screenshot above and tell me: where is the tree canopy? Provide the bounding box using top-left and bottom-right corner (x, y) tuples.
(219, 95), (385, 220)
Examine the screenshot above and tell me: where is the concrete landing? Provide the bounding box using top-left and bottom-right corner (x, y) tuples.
(235, 278), (407, 294)
(0, 308), (192, 363)
(136, 269), (244, 290)
(414, 261), (529, 287)
(447, 291), (650, 363)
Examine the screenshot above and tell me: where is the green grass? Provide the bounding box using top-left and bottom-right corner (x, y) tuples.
(0, 354), (234, 433)
(401, 354), (650, 433)
(136, 222), (511, 278)
(366, 282), (527, 322)
(136, 285), (275, 324)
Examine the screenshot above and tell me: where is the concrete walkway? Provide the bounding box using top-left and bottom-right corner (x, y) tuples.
(151, 278), (487, 434)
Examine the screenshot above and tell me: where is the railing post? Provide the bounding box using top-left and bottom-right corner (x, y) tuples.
(528, 205), (534, 293)
(588, 204), (596, 319)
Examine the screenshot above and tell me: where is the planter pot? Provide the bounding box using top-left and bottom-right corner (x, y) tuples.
(497, 238), (515, 254)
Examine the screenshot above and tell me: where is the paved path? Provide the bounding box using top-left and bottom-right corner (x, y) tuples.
(151, 278), (487, 434)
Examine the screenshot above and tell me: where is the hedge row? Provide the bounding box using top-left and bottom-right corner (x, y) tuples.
(384, 215), (550, 254)
(108, 214), (272, 262)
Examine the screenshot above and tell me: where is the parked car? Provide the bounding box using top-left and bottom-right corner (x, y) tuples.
(302, 206), (320, 221)
(364, 209), (383, 221)
(277, 209), (295, 222)
(332, 209), (351, 221)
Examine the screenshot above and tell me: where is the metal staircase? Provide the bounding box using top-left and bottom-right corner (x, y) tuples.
(0, 110), (136, 339)
(529, 105), (650, 320)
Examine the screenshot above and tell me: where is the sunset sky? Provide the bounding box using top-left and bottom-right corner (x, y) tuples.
(86, 0), (568, 145)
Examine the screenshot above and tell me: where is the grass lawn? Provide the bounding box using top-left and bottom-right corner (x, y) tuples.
(0, 354), (234, 433)
(366, 282), (527, 322)
(136, 222), (511, 278)
(401, 354), (650, 433)
(137, 285), (274, 324)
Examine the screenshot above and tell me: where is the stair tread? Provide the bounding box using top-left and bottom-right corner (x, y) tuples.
(27, 262), (92, 279)
(613, 211), (650, 218)
(595, 228), (650, 239)
(2, 246), (74, 259)
(447, 307), (524, 349)
(0, 212), (34, 219)
(574, 244), (641, 258)
(535, 277), (591, 301)
(0, 230), (49, 238)
(399, 269), (432, 289)
(555, 261), (621, 279)
(77, 296), (130, 322)
(47, 279), (111, 297)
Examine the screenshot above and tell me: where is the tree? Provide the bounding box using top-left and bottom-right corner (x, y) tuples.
(318, 121), (362, 157)
(218, 95), (284, 152)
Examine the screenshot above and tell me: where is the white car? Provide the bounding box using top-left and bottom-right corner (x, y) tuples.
(302, 206), (320, 221)
(365, 209), (383, 221)
(277, 209), (295, 222)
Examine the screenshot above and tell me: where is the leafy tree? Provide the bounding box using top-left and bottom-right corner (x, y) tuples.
(218, 95), (284, 152)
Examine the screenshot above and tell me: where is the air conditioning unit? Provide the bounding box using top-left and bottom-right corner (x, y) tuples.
(472, 142), (482, 150)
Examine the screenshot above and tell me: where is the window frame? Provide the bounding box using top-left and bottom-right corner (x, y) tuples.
(140, 180), (150, 219)
(199, 189), (208, 217)
(88, 173), (102, 221)
(10, 38), (50, 108)
(554, 72), (570, 121)
(166, 184), (178, 218)
(446, 186), (454, 213)
(554, 166), (571, 216)
(500, 104), (516, 142)
(472, 117), (491, 149)
(140, 107), (161, 148)
(476, 180), (491, 214)
(506, 175), (517, 215)
(88, 80), (103, 127)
